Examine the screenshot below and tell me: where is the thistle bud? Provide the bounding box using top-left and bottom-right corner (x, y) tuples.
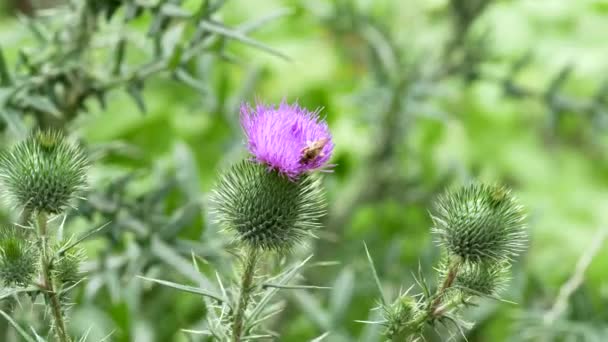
(0, 227), (38, 287)
(383, 295), (423, 341)
(0, 130), (88, 214)
(53, 247), (85, 284)
(211, 161), (325, 251)
(453, 261), (510, 296)
(431, 184), (526, 263)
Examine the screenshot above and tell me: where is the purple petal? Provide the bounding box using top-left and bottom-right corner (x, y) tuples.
(240, 101), (334, 178)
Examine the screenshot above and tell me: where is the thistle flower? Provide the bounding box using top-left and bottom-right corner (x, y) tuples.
(0, 130), (88, 214)
(0, 227), (38, 287)
(240, 101), (334, 179)
(431, 184), (526, 263)
(211, 161), (325, 251)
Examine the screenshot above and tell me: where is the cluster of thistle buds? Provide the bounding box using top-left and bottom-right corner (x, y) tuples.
(0, 130), (88, 342)
(211, 101), (333, 341)
(376, 183), (527, 340)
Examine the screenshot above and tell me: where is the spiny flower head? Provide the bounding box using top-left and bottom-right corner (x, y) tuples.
(210, 160), (326, 251)
(431, 183), (527, 263)
(0, 130), (89, 214)
(240, 101), (334, 179)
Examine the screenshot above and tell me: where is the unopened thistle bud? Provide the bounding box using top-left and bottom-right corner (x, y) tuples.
(383, 295), (423, 341)
(211, 101), (333, 251)
(453, 261), (510, 297)
(0, 227), (38, 287)
(212, 161), (325, 251)
(0, 130), (88, 214)
(431, 184), (526, 263)
(53, 247), (85, 285)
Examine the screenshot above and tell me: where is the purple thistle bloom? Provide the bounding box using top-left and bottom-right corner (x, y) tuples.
(240, 101), (334, 179)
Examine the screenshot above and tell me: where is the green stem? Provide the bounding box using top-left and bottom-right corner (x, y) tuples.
(430, 255), (462, 316)
(231, 248), (259, 342)
(37, 212), (70, 342)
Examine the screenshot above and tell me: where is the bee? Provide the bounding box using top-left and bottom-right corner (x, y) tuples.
(300, 137), (329, 164)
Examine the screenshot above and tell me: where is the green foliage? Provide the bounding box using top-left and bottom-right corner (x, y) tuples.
(211, 160), (325, 251)
(0, 130), (88, 214)
(432, 184), (527, 263)
(0, 0), (607, 341)
(0, 0), (287, 132)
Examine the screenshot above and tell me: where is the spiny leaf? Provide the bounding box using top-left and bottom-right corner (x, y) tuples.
(0, 309), (36, 342)
(138, 275), (225, 303)
(199, 20), (290, 60)
(364, 241), (387, 305)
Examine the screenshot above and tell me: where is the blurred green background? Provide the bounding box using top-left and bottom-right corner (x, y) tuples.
(1, 0), (608, 341)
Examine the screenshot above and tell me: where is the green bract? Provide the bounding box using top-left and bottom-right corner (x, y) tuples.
(210, 160), (326, 251)
(431, 184), (527, 263)
(0, 130), (88, 214)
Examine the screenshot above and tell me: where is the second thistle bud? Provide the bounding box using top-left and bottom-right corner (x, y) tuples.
(0, 227), (38, 287)
(211, 161), (325, 251)
(453, 261), (510, 297)
(52, 247), (85, 285)
(0, 130), (88, 214)
(431, 184), (527, 263)
(383, 295), (423, 341)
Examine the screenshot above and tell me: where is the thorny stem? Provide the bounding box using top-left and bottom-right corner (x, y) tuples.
(395, 256), (464, 338)
(231, 247), (259, 342)
(37, 212), (71, 342)
(430, 255), (462, 316)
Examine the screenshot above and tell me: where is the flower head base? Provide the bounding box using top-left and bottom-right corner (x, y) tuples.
(431, 184), (527, 264)
(0, 130), (89, 214)
(211, 160), (325, 251)
(241, 101), (334, 179)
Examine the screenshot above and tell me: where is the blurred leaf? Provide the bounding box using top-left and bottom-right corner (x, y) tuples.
(199, 20), (290, 60)
(291, 291), (331, 331)
(159, 202), (200, 239)
(126, 83), (147, 114)
(0, 46), (11, 85)
(0, 107), (26, 138)
(23, 95), (62, 117)
(138, 276), (225, 303)
(0, 309), (36, 342)
(330, 267), (355, 322)
(173, 142), (201, 200)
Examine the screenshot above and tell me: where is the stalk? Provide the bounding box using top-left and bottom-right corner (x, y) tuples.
(37, 212), (70, 342)
(231, 248), (259, 342)
(430, 255), (462, 316)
